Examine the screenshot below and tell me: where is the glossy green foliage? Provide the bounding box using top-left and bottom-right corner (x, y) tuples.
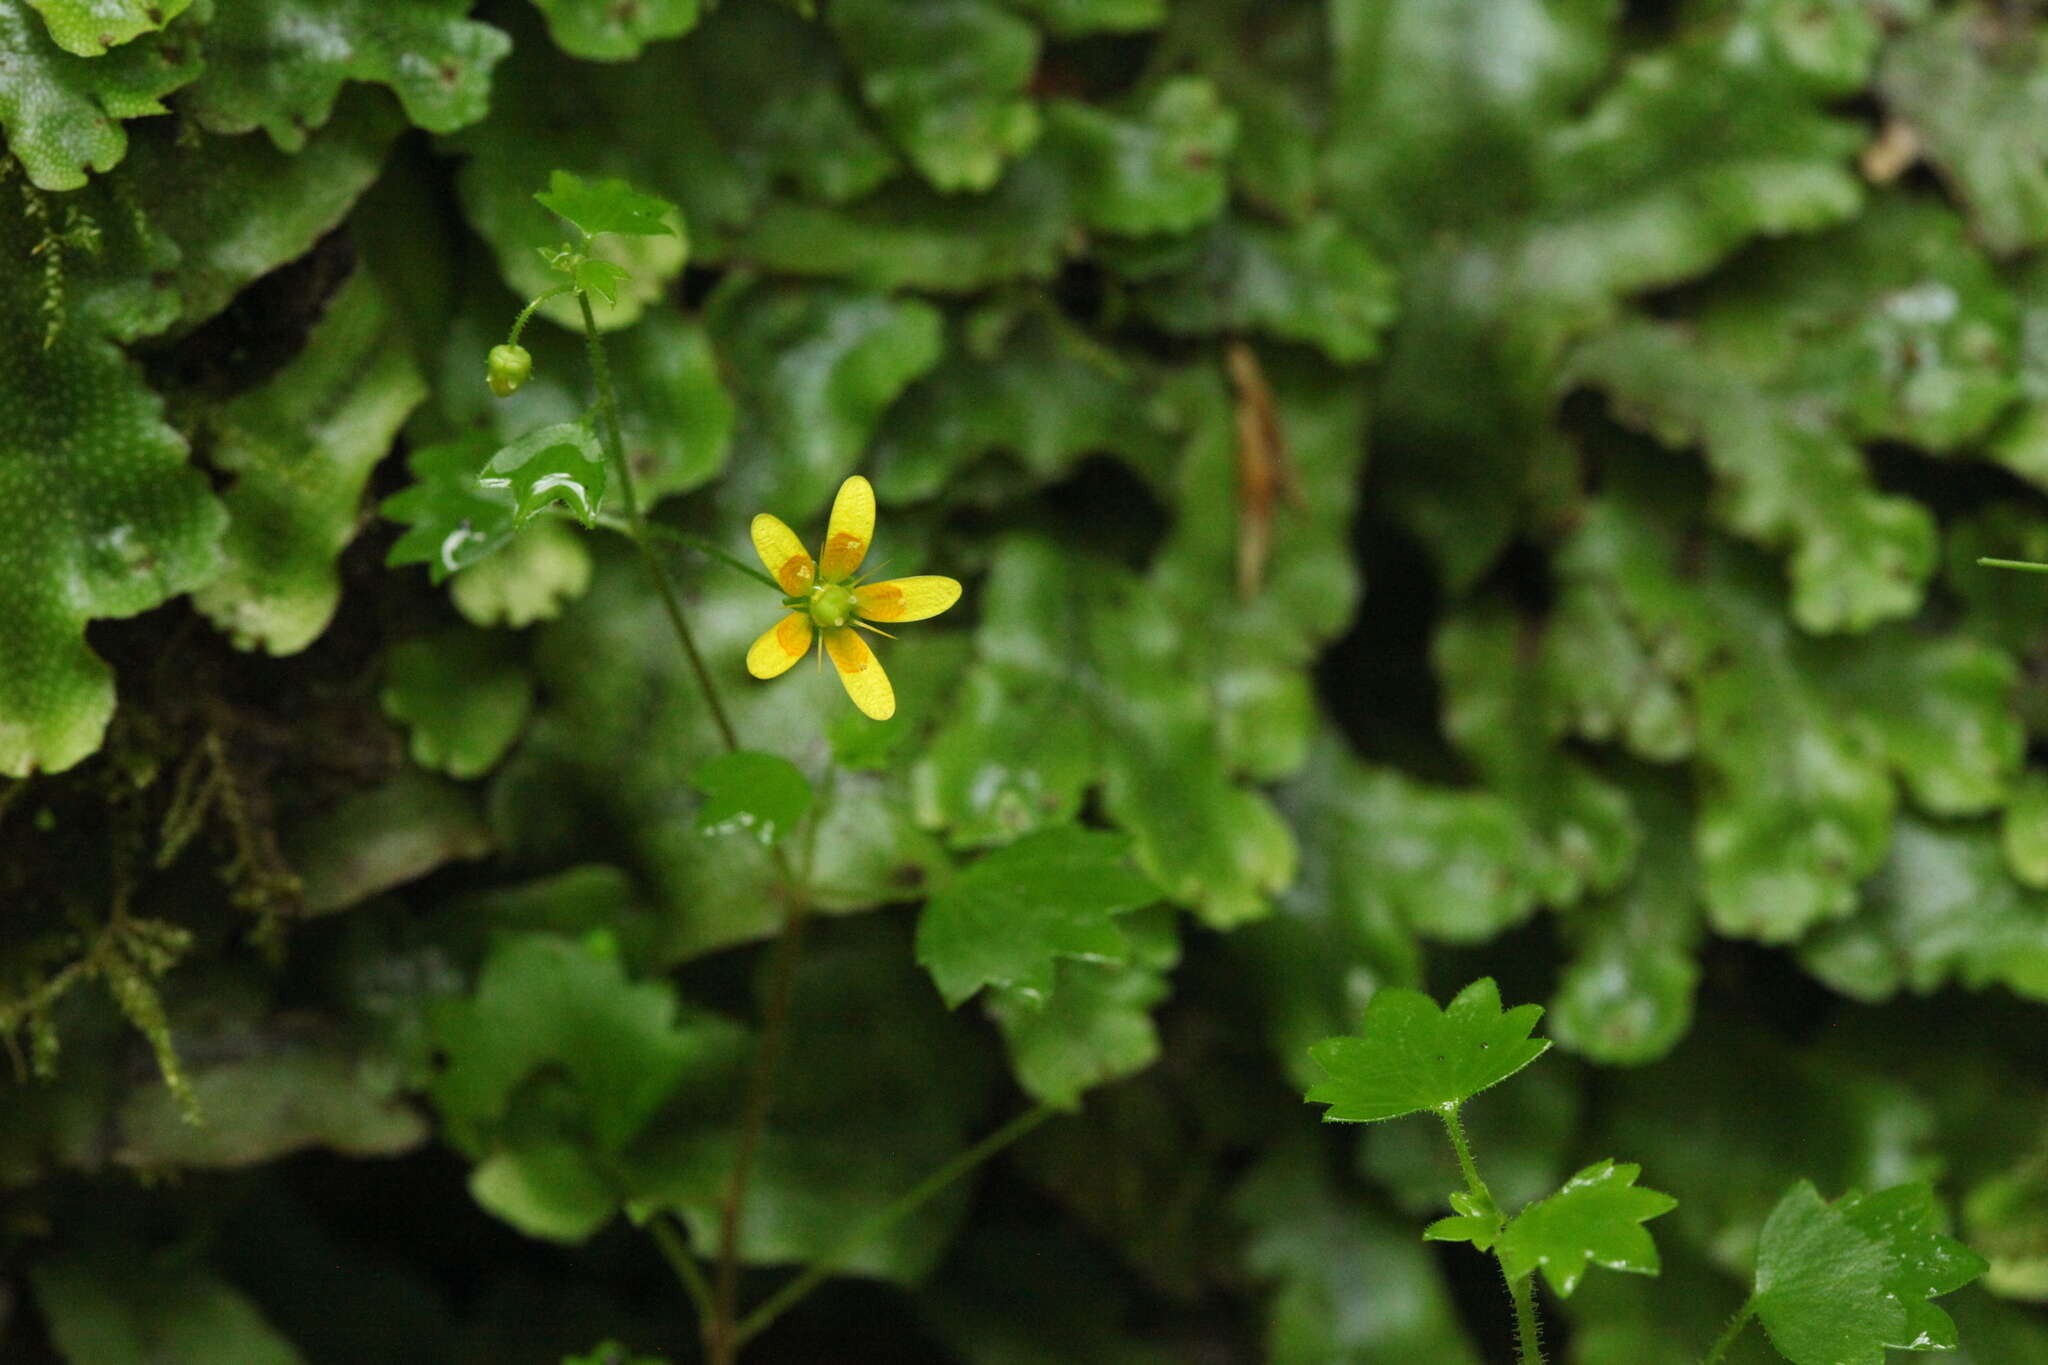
(432, 931), (744, 1241)
(1755, 1181), (1987, 1365)
(1307, 979), (1550, 1123)
(27, 0), (194, 56)
(181, 0), (510, 150)
(0, 188), (222, 775)
(6, 0), (2048, 1359)
(0, 0), (199, 189)
(1494, 1160), (1678, 1296)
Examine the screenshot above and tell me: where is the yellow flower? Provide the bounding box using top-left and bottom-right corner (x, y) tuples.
(745, 475), (961, 720)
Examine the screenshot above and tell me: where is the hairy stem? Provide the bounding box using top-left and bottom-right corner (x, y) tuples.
(1440, 1104), (1487, 1204)
(1505, 1261), (1544, 1365)
(578, 291), (741, 753)
(508, 284), (573, 348)
(1438, 1105), (1544, 1365)
(731, 1104), (1057, 1350)
(1700, 1298), (1757, 1365)
(576, 289), (811, 1363)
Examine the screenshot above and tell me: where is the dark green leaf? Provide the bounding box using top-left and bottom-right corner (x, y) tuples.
(1043, 77), (1235, 236)
(1306, 978), (1550, 1123)
(382, 432), (520, 585)
(1497, 1160), (1677, 1297)
(1753, 1182), (1908, 1365)
(481, 421), (608, 528)
(829, 0), (1041, 192)
(689, 750), (813, 845)
(917, 826), (1158, 1008)
(32, 1251), (305, 1365)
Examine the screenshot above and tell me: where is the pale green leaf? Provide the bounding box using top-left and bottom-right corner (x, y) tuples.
(1880, 6), (2048, 256)
(0, 0), (198, 189)
(183, 0), (511, 150)
(450, 521), (594, 628)
(26, 0), (193, 55)
(0, 198), (224, 777)
(381, 627), (535, 780)
(192, 272), (426, 654)
(530, 0), (700, 60)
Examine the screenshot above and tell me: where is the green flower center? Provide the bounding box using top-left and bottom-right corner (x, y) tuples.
(806, 582), (855, 629)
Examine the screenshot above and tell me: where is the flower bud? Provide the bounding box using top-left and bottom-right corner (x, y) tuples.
(486, 343), (533, 398)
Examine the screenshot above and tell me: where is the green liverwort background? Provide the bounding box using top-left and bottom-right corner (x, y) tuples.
(2, 0), (2048, 1361)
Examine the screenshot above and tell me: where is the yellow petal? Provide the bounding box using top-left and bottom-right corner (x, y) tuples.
(819, 475), (875, 582)
(854, 576), (961, 623)
(825, 626), (895, 720)
(747, 613), (813, 679)
(751, 514), (815, 595)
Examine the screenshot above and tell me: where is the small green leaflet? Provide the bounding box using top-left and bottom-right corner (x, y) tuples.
(535, 170), (678, 240)
(382, 432), (519, 584)
(916, 826), (1159, 1009)
(689, 751), (813, 846)
(1423, 1190), (1501, 1252)
(1305, 978), (1550, 1123)
(1754, 1181), (1987, 1365)
(1493, 1160), (1677, 1297)
(384, 425), (606, 584)
(480, 421), (607, 528)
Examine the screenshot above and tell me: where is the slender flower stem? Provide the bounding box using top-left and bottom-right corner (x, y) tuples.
(578, 291), (741, 754)
(508, 284), (573, 348)
(1701, 1298), (1757, 1365)
(1978, 556), (2048, 574)
(574, 287), (813, 1363)
(1438, 1105), (1544, 1365)
(730, 1104), (1057, 1350)
(647, 1213), (715, 1325)
(708, 874), (808, 1365)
